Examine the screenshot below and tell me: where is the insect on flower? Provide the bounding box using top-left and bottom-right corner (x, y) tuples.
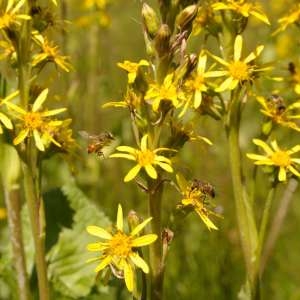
(190, 179), (216, 199)
(79, 130), (114, 156)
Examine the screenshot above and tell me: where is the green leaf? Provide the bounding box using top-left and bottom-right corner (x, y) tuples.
(47, 181), (111, 299)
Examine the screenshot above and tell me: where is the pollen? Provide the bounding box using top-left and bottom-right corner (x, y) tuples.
(159, 84), (177, 100)
(24, 112), (43, 129)
(271, 151), (291, 167)
(108, 231), (133, 257)
(228, 61), (249, 80)
(0, 13), (13, 28)
(137, 149), (155, 166)
(192, 75), (205, 89)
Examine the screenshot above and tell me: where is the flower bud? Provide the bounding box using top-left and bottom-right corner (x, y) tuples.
(127, 210), (140, 232)
(142, 3), (160, 39)
(176, 5), (198, 32)
(154, 24), (171, 57)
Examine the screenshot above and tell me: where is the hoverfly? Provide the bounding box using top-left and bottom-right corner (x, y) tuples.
(79, 131), (114, 156)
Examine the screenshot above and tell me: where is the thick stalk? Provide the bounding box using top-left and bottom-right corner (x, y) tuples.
(17, 3), (49, 298)
(2, 185), (31, 300)
(148, 178), (164, 300)
(227, 95), (258, 298)
(22, 162), (49, 300)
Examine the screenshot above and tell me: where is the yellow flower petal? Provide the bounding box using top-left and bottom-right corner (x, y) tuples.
(0, 112), (13, 129)
(116, 204), (123, 231)
(130, 253), (149, 273)
(33, 89), (48, 112)
(278, 167), (286, 182)
(124, 164), (142, 182)
(33, 129), (45, 151)
(131, 234), (158, 247)
(140, 134), (148, 151)
(86, 225), (112, 239)
(156, 161), (173, 173)
(145, 164), (157, 179)
(13, 129), (29, 145)
(130, 217), (152, 236)
(123, 261), (134, 292)
(87, 242), (108, 252)
(95, 255), (112, 273)
(234, 35), (243, 62)
(253, 139), (273, 155)
(195, 209), (218, 231)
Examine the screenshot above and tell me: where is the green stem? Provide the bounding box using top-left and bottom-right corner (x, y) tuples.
(16, 4), (49, 299)
(2, 184), (31, 300)
(148, 178), (164, 300)
(227, 92), (258, 298)
(22, 162), (49, 300)
(255, 184), (276, 274)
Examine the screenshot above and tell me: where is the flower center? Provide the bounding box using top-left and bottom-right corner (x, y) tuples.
(0, 13), (14, 28)
(159, 84), (177, 100)
(108, 231), (132, 257)
(43, 43), (59, 58)
(228, 61), (249, 80)
(137, 149), (155, 166)
(24, 112), (43, 129)
(271, 151), (291, 167)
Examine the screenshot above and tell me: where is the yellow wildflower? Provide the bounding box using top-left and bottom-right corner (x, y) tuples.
(7, 88), (66, 151)
(247, 139), (300, 182)
(0, 207), (7, 220)
(256, 95), (300, 132)
(83, 0), (109, 10)
(0, 90), (19, 134)
(32, 35), (73, 72)
(117, 59), (149, 84)
(209, 35), (264, 92)
(145, 73), (185, 112)
(184, 52), (224, 109)
(176, 174), (218, 230)
(273, 4), (300, 35)
(86, 204), (157, 292)
(110, 134), (174, 182)
(212, 0), (270, 25)
(0, 0), (30, 30)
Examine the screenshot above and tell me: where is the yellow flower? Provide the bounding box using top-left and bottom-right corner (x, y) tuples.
(86, 204), (157, 292)
(0, 0), (30, 30)
(145, 73), (185, 112)
(117, 59), (149, 84)
(0, 90), (19, 134)
(273, 4), (300, 35)
(176, 174), (218, 231)
(102, 89), (142, 112)
(0, 207), (7, 220)
(256, 95), (300, 132)
(7, 88), (66, 151)
(247, 139), (300, 182)
(110, 134), (174, 182)
(32, 35), (73, 72)
(83, 0), (109, 10)
(209, 35), (264, 92)
(212, 0), (270, 25)
(184, 52), (225, 109)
